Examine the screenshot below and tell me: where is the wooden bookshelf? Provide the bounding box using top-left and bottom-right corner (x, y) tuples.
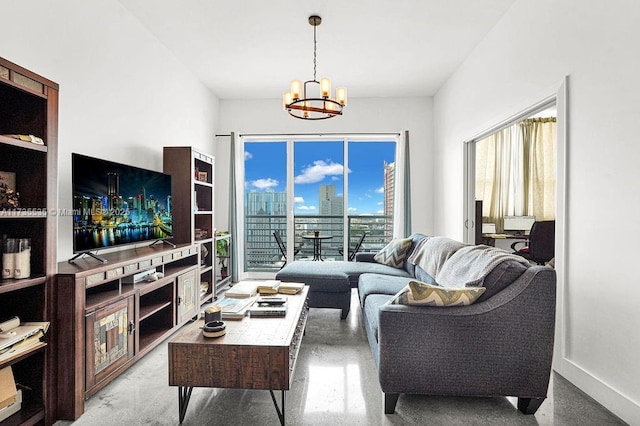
(0, 56), (58, 426)
(163, 147), (217, 304)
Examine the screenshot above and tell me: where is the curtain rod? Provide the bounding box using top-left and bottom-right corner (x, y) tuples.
(237, 131), (401, 138)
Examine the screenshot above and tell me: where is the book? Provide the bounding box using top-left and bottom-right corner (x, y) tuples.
(249, 301), (287, 318)
(0, 366), (17, 411)
(211, 296), (257, 320)
(224, 281), (259, 298)
(0, 318), (50, 352)
(0, 318), (49, 362)
(257, 280), (280, 295)
(278, 282), (305, 295)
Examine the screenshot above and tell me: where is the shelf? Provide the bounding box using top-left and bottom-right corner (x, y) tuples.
(0, 134), (48, 152)
(164, 262), (197, 279)
(200, 265), (213, 274)
(0, 342), (46, 369)
(1, 395), (45, 426)
(139, 281), (173, 320)
(138, 323), (174, 353)
(0, 275), (46, 294)
(135, 276), (173, 296)
(85, 285), (135, 312)
(194, 180), (213, 188)
(194, 210), (213, 215)
(139, 301), (172, 321)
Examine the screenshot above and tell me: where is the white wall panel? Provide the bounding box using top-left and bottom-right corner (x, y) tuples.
(0, 0), (219, 262)
(433, 1), (640, 423)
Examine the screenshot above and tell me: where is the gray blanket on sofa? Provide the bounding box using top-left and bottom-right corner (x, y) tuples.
(408, 237), (531, 288)
(407, 236), (466, 279)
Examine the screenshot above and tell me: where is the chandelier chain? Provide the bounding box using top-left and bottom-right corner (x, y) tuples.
(313, 22), (317, 82)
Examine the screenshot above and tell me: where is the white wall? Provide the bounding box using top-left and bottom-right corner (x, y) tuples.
(0, 0), (219, 262)
(433, 0), (640, 423)
(216, 97), (434, 235)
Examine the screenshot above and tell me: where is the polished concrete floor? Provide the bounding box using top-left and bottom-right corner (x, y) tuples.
(55, 290), (627, 426)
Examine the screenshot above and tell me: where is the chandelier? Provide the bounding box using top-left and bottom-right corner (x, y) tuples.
(282, 15), (347, 120)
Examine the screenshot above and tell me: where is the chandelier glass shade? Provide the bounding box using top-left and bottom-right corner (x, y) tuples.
(282, 16), (347, 120)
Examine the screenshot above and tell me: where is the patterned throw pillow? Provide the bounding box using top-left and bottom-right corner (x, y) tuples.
(388, 280), (486, 306)
(374, 237), (413, 268)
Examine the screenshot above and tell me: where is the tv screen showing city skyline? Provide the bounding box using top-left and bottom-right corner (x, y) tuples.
(72, 153), (172, 252)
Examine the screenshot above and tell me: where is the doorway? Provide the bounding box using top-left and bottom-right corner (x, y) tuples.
(463, 94), (561, 253)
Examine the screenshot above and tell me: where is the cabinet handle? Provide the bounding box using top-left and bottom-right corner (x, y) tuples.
(177, 296), (182, 306)
(128, 320), (135, 335)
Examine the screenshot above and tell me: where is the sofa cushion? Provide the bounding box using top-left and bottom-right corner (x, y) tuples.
(374, 237), (413, 268)
(358, 273), (413, 307)
(413, 265), (436, 285)
(275, 262), (351, 293)
(403, 233), (430, 275)
(342, 262), (411, 287)
(278, 260), (411, 289)
(388, 281), (486, 306)
(362, 293), (394, 344)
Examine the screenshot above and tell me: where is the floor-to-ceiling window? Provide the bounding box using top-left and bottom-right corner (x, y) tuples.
(240, 134), (398, 276)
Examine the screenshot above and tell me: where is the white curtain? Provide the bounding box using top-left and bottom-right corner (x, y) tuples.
(520, 118), (556, 220)
(476, 118), (556, 231)
(392, 131), (409, 238)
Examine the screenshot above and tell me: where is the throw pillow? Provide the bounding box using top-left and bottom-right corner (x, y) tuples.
(374, 237), (413, 268)
(388, 280), (486, 306)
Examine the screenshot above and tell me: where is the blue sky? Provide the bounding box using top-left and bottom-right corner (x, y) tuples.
(244, 140), (395, 215)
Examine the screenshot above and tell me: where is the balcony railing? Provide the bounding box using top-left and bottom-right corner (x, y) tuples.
(244, 214), (393, 272)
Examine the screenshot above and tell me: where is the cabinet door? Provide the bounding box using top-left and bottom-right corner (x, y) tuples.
(85, 296), (134, 392)
(176, 269), (198, 324)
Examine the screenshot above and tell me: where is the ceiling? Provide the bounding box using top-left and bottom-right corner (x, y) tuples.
(119, 0), (517, 100)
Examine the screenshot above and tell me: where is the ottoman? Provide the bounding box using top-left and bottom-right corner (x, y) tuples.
(276, 261), (352, 319)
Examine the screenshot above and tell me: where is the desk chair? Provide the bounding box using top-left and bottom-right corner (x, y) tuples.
(338, 232), (367, 261)
(273, 230), (301, 269)
(511, 220), (555, 265)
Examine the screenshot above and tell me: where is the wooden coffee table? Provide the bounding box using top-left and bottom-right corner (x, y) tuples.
(168, 286), (309, 424)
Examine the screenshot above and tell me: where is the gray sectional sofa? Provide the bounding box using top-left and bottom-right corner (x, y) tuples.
(277, 233), (556, 415)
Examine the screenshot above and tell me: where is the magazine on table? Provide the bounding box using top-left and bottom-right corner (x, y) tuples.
(224, 281), (259, 298)
(278, 282), (305, 295)
(211, 296), (257, 320)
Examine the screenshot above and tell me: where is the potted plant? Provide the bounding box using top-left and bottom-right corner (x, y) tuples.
(216, 237), (229, 280)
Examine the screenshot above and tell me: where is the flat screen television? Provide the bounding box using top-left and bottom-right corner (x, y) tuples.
(71, 153), (173, 258)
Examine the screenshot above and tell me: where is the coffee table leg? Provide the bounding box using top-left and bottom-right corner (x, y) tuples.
(269, 389), (286, 425)
(178, 386), (194, 424)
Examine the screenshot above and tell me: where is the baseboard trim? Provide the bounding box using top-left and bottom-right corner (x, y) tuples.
(555, 358), (639, 425)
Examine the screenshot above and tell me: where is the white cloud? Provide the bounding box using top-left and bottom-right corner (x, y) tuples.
(294, 196), (305, 203)
(377, 201), (384, 205)
(348, 207), (358, 212)
(245, 151), (253, 160)
(375, 186), (384, 194)
(294, 160), (344, 184)
(249, 178), (278, 190)
(297, 205), (316, 210)
(377, 209), (385, 214)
